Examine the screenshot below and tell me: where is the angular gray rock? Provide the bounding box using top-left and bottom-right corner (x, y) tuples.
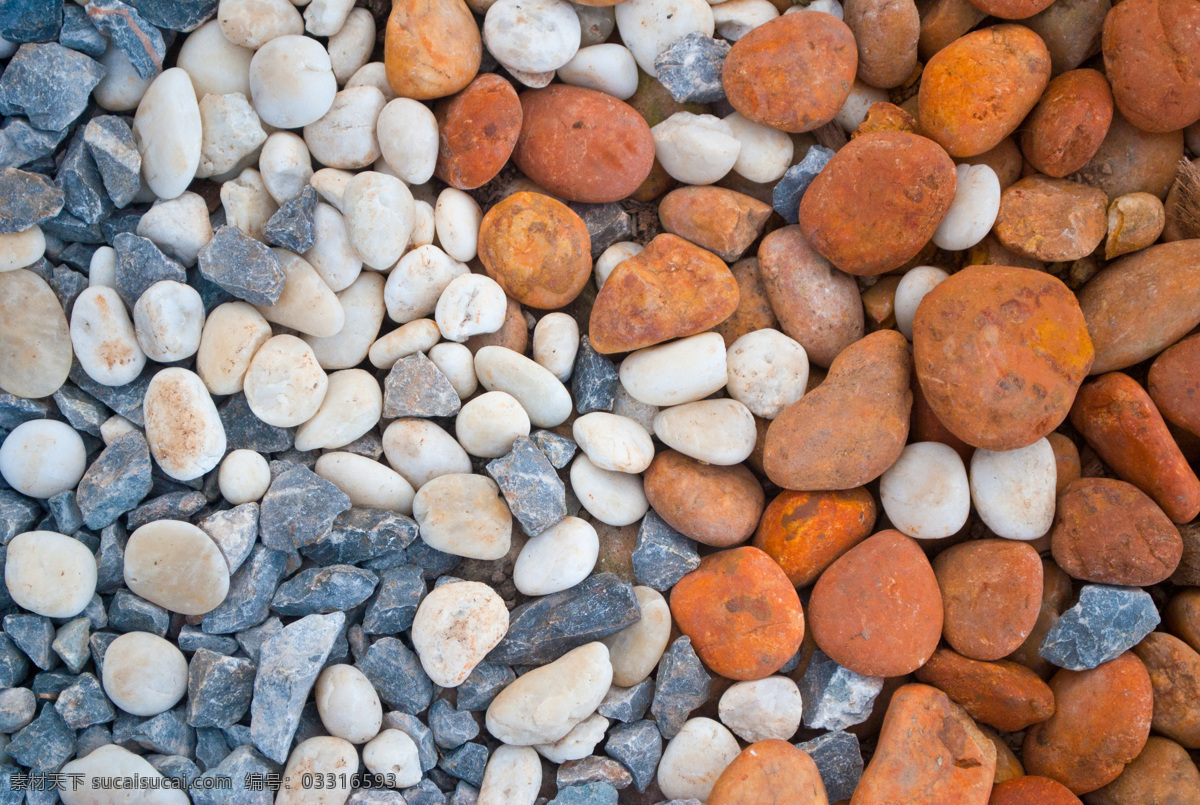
(795, 730), (864, 803)
(264, 185), (317, 252)
(198, 225), (286, 306)
(604, 719), (662, 793)
(83, 116), (141, 208)
(598, 678), (654, 723)
(572, 336), (619, 416)
(0, 43), (105, 132)
(363, 564), (426, 634)
(428, 698), (480, 749)
(76, 430), (153, 529)
(650, 636), (710, 739)
(54, 672), (114, 729)
(57, 127), (111, 226)
(774, 145), (835, 224)
(1039, 584), (1161, 671)
(557, 756), (633, 791)
(270, 565), (379, 616)
(7, 705), (74, 772)
(113, 232), (187, 307)
(0, 167), (63, 233)
(86, 0), (166, 80)
(201, 545), (289, 635)
(455, 661), (514, 713)
(383, 352), (462, 419)
(486, 435), (567, 537)
(199, 502), (259, 575)
(187, 648), (256, 728)
(653, 32), (730, 104)
(631, 511), (700, 592)
(357, 637), (433, 715)
(799, 649), (884, 731)
(259, 464), (351, 552)
(531, 429), (577, 469)
(302, 508), (418, 566)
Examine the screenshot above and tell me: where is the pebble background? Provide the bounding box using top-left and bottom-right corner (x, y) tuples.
(0, 0), (1197, 804)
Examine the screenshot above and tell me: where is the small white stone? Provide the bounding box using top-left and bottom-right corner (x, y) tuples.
(101, 631), (189, 716)
(430, 341), (479, 399)
(652, 112), (740, 185)
(368, 318), (442, 370)
(0, 227), (44, 273)
(315, 451), (416, 514)
(221, 168), (278, 240)
(456, 391), (531, 458)
(435, 188), (483, 263)
(486, 642), (613, 745)
(413, 474), (513, 560)
(197, 92), (268, 179)
(144, 367), (227, 481)
(484, 0), (581, 74)
(363, 730), (422, 788)
(933, 163), (1002, 252)
(383, 418), (474, 490)
(100, 415), (138, 445)
(557, 44), (639, 99)
(615, 0), (715, 76)
(594, 241), (642, 289)
(377, 98), (440, 185)
(315, 664), (382, 743)
(249, 35), (337, 129)
(513, 516), (600, 596)
(259, 131), (313, 205)
(136, 192), (214, 266)
(789, 0), (843, 15)
(70, 285), (147, 387)
(532, 312), (580, 382)
(304, 0), (355, 36)
(94, 39), (154, 112)
(196, 301), (273, 395)
(602, 586), (671, 687)
(575, 2), (615, 46)
(124, 519), (231, 615)
(177, 20), (254, 100)
(134, 68), (203, 200)
(725, 111), (794, 184)
(880, 441), (971, 539)
(436, 273), (508, 343)
(243, 334), (330, 427)
(970, 438), (1057, 541)
(386, 244), (470, 324)
(475, 346), (573, 428)
(657, 717), (741, 802)
(570, 453), (648, 527)
(535, 712), (609, 763)
(619, 332), (728, 406)
(895, 265), (950, 340)
(294, 368), (381, 451)
(219, 449), (272, 505)
(303, 202), (363, 292)
(726, 329), (809, 419)
(305, 269), (384, 370)
(718, 676), (804, 743)
(712, 0), (778, 39)
(572, 412), (654, 473)
(255, 249), (345, 338)
(343, 171), (415, 270)
(4, 531), (97, 618)
(276, 737), (358, 805)
(412, 199), (436, 247)
(218, 0), (304, 49)
(304, 85), (385, 170)
(835, 79), (889, 132)
(412, 580), (509, 687)
(60, 744), (189, 805)
(133, 281), (205, 362)
(310, 167), (354, 211)
(346, 61), (398, 101)
(88, 246), (116, 287)
(328, 8), (375, 84)
(478, 744), (542, 805)
(0, 420), (86, 499)
(653, 399), (756, 465)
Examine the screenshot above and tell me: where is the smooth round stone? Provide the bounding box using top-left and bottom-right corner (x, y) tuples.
(196, 92), (268, 180)
(363, 730), (422, 787)
(412, 580), (509, 687)
(255, 250), (345, 338)
(894, 266), (949, 340)
(249, 35), (337, 128)
(5, 531), (97, 618)
(436, 274), (508, 343)
(219, 449), (272, 505)
(651, 113), (740, 185)
(478, 745), (542, 805)
(61, 744), (189, 805)
(88, 247), (116, 288)
(879, 441), (970, 539)
(435, 188), (483, 263)
(0, 227), (46, 273)
(101, 416), (137, 445)
(293, 369), (381, 452)
(572, 413), (654, 474)
(429, 342), (478, 399)
(619, 332), (728, 407)
(513, 516), (600, 596)
(315, 664), (382, 743)
(315, 452), (415, 514)
(259, 132), (312, 205)
(475, 345), (573, 428)
(101, 631), (189, 717)
(718, 677), (804, 743)
(70, 286), (147, 387)
(124, 520), (231, 615)
(277, 737), (358, 805)
(970, 438), (1057, 541)
(378, 98), (439, 185)
(303, 86), (384, 170)
(218, 0), (303, 48)
(602, 586), (671, 687)
(385, 245), (469, 325)
(653, 399), (756, 466)
(644, 450), (765, 547)
(134, 68), (202, 200)
(306, 272), (384, 370)
(0, 420), (86, 499)
(484, 0), (581, 73)
(615, 0), (714, 77)
(328, 8), (375, 83)
(342, 171), (415, 270)
(243, 334), (329, 428)
(753, 487), (876, 587)
(658, 717), (742, 802)
(0, 270), (71, 399)
(724, 112), (793, 184)
(725, 329), (809, 420)
(136, 193), (213, 267)
(303, 202), (362, 292)
(455, 391), (531, 458)
(384, 0), (481, 101)
(304, 0), (356, 36)
(144, 367), (227, 482)
(932, 167), (999, 255)
(1022, 69), (1113, 179)
(196, 302), (273, 395)
(535, 712), (609, 763)
(369, 319), (442, 370)
(94, 39), (154, 112)
(413, 473), (512, 560)
(486, 642), (613, 745)
(383, 418), (473, 490)
(1103, 0), (1200, 134)
(178, 20), (253, 100)
(532, 313), (579, 382)
(994, 176), (1108, 262)
(570, 454), (649, 527)
(557, 43), (638, 99)
(595, 242), (642, 290)
(433, 73), (522, 191)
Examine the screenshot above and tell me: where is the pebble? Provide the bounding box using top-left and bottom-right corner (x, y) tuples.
(276, 736), (358, 804)
(935, 538), (1042, 661)
(76, 430), (153, 529)
(143, 367), (226, 481)
(123, 519), (231, 615)
(718, 676), (803, 743)
(654, 32), (729, 103)
(643, 453), (761, 546)
(435, 188), (483, 263)
(410, 580), (508, 688)
(61, 744), (190, 805)
(488, 435), (568, 536)
(484, 0), (580, 74)
(132, 68), (203, 201)
(436, 274), (508, 343)
(558, 43), (639, 100)
(83, 116), (141, 209)
(1040, 585), (1160, 671)
(187, 647), (256, 728)
(195, 303), (272, 397)
(798, 648), (882, 731)
(571, 454), (649, 527)
(0, 227), (47, 273)
(314, 663), (382, 744)
(0, 270), (72, 399)
(969, 438), (1058, 540)
(617, 333), (728, 407)
(100, 631), (189, 716)
(5, 531), (97, 618)
(363, 729), (423, 787)
(304, 86), (385, 171)
(328, 8), (375, 83)
(0, 43), (105, 132)
(249, 35), (336, 129)
(879, 441), (970, 539)
(537, 712), (609, 763)
(657, 717), (741, 802)
(599, 586), (670, 687)
(653, 399), (756, 466)
(197, 225), (286, 306)
(177, 20), (253, 99)
(0, 419), (86, 499)
(485, 642), (613, 745)
(631, 511), (701, 592)
(795, 731), (863, 803)
(615, 0), (714, 78)
(413, 473), (512, 560)
(914, 647), (1055, 732)
(243, 334), (329, 428)
(70, 285), (147, 388)
(295, 368), (381, 452)
(650, 112), (740, 186)
(382, 418), (472, 490)
(384, 0), (481, 100)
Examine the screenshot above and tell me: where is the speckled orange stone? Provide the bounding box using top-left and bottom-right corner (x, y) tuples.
(915, 647), (1056, 731)
(1132, 632), (1200, 748)
(808, 530), (943, 677)
(512, 85), (655, 203)
(643, 450), (765, 548)
(763, 330), (911, 491)
(384, 0), (481, 100)
(1102, 0), (1200, 134)
(1087, 736), (1200, 805)
(477, 192), (591, 310)
(434, 73), (521, 190)
(853, 101), (919, 138)
(1048, 433), (1081, 494)
(670, 546), (805, 681)
(708, 740), (829, 805)
(989, 776), (1082, 805)
(1070, 372), (1200, 524)
(753, 488), (876, 588)
(1021, 70), (1113, 178)
(919, 25), (1052, 158)
(912, 265), (1094, 451)
(1008, 559), (1075, 679)
(798, 131), (957, 276)
(658, 187), (772, 262)
(588, 233), (738, 354)
(993, 176), (1109, 262)
(911, 364), (975, 464)
(1023, 652), (1153, 794)
(722, 12), (857, 133)
(1149, 333), (1200, 438)
(713, 258), (778, 348)
(853, 684), (996, 805)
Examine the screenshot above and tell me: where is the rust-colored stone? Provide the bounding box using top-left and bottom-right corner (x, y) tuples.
(670, 546), (805, 681)
(1102, 0), (1200, 134)
(852, 102), (918, 138)
(708, 740), (829, 805)
(1024, 0), (1110, 76)
(384, 0), (481, 100)
(713, 258), (778, 348)
(1104, 192), (1166, 260)
(808, 530), (943, 677)
(434, 73), (521, 190)
(643, 450), (765, 548)
(1148, 333), (1200, 439)
(1075, 111), (1185, 201)
(752, 488), (877, 588)
(966, 0), (1055, 18)
(915, 647), (1056, 731)
(861, 275), (900, 332)
(1048, 433), (1081, 494)
(911, 363), (975, 465)
(961, 137), (1025, 191)
(843, 0), (920, 89)
(1086, 736), (1200, 805)
(918, 0), (986, 63)
(657, 186), (772, 262)
(993, 176), (1108, 262)
(989, 776), (1083, 805)
(1166, 589), (1200, 653)
(1132, 632), (1200, 749)
(588, 233), (738, 354)
(1008, 560), (1076, 679)
(1021, 69), (1113, 178)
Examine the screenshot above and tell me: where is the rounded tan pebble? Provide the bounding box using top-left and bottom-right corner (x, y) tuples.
(1075, 111), (1185, 201)
(196, 301), (273, 396)
(455, 391), (530, 458)
(143, 368), (227, 482)
(254, 250), (344, 338)
(412, 580), (509, 687)
(653, 399), (757, 466)
(994, 176), (1108, 262)
(4, 531), (97, 619)
(133, 281), (205, 362)
(436, 274), (508, 343)
(657, 717), (742, 802)
(305, 271), (386, 371)
(276, 737), (358, 805)
(844, 0), (919, 89)
(342, 171), (415, 271)
(1105, 192), (1166, 260)
(302, 85), (385, 170)
(327, 8), (375, 84)
(602, 586), (672, 687)
(570, 453), (649, 527)
(0, 227), (46, 273)
(1102, 0), (1200, 135)
(248, 35), (337, 129)
(362, 730), (422, 788)
(60, 745), (189, 805)
(0, 269), (72, 400)
(218, 0), (303, 49)
(572, 413), (655, 474)
(485, 642), (613, 745)
(1086, 735), (1200, 805)
(315, 664), (382, 744)
(134, 68), (203, 200)
(218, 449), (271, 505)
(243, 334), (330, 428)
(314, 452), (415, 514)
(717, 677), (804, 743)
(382, 418), (473, 490)
(412, 473), (512, 560)
(178, 20), (254, 99)
(100, 632), (188, 717)
(293, 369), (382, 452)
(70, 286), (147, 388)
(124, 520), (230, 615)
(475, 345), (573, 428)
(429, 342), (478, 399)
(513, 516), (600, 595)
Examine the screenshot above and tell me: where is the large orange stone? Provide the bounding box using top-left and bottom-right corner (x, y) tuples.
(722, 12), (857, 133)
(912, 265), (1094, 451)
(910, 361), (974, 465)
(1070, 372), (1200, 524)
(588, 233), (738, 354)
(1149, 334), (1200, 438)
(477, 192), (591, 310)
(752, 487), (877, 588)
(919, 25), (1051, 158)
(808, 530), (943, 677)
(967, 0), (1055, 19)
(1023, 652), (1154, 794)
(798, 131), (957, 276)
(1131, 632), (1200, 749)
(670, 547), (805, 681)
(852, 684), (996, 805)
(643, 450), (765, 548)
(1102, 0), (1200, 134)
(993, 176), (1109, 262)
(512, 85), (654, 203)
(989, 776), (1083, 805)
(1020, 69), (1113, 178)
(434, 73), (522, 190)
(384, 0), (480, 100)
(914, 647), (1056, 731)
(763, 330), (911, 490)
(708, 740), (829, 805)
(657, 186), (772, 262)
(1086, 736), (1200, 805)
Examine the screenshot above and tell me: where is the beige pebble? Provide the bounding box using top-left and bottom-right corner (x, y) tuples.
(726, 329), (809, 419)
(346, 61), (398, 101)
(293, 368), (382, 451)
(328, 8), (375, 84)
(304, 270), (383, 370)
(94, 39), (153, 112)
(255, 249), (345, 338)
(218, 0), (304, 49)
(249, 34), (337, 129)
(70, 285), (146, 387)
(512, 515), (600, 596)
(218, 448), (272, 505)
(718, 676), (805, 742)
(258, 131), (313, 204)
(653, 399), (757, 465)
(0, 227), (46, 272)
(177, 19), (253, 100)
(0, 269), (72, 399)
(385, 244), (470, 324)
(435, 188), (482, 263)
(100, 415), (138, 445)
(378, 98), (440, 185)
(136, 192), (214, 267)
(100, 632), (189, 717)
(60, 744), (188, 805)
(197, 91), (267, 179)
(362, 730), (422, 788)
(196, 301), (273, 396)
(4, 531), (97, 619)
(220, 167), (278, 240)
(618, 332), (728, 406)
(124, 519), (231, 615)
(532, 312), (579, 382)
(594, 241), (642, 289)
(456, 390), (531, 458)
(304, 0), (356, 36)
(243, 334), (330, 427)
(144, 367), (227, 481)
(304, 85), (385, 170)
(413, 474), (513, 559)
(133, 280), (205, 362)
(412, 580), (510, 686)
(486, 642), (613, 745)
(88, 246), (116, 287)
(572, 412), (655, 474)
(310, 167), (354, 210)
(477, 745), (542, 805)
(475, 345), (573, 428)
(429, 342), (478, 399)
(304, 202), (363, 292)
(368, 318), (442, 370)
(570, 453), (649, 527)
(314, 451), (415, 514)
(657, 717), (742, 802)
(382, 418), (473, 490)
(534, 713), (610, 763)
(0, 420), (86, 499)
(315, 663), (382, 743)
(134, 68), (202, 200)
(276, 737), (358, 805)
(603, 586), (672, 687)
(343, 171), (415, 270)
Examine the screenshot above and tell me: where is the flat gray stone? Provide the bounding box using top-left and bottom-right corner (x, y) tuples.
(631, 511), (700, 592)
(113, 232), (187, 307)
(270, 565), (379, 616)
(795, 730), (863, 803)
(486, 435), (566, 537)
(650, 636), (709, 739)
(1039, 584), (1161, 671)
(202, 545), (289, 635)
(653, 32), (729, 104)
(0, 43), (105, 132)
(76, 430), (153, 529)
(383, 352), (461, 419)
(197, 225), (286, 306)
(259, 464), (351, 552)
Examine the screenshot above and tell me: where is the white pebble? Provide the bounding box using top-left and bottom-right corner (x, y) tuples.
(657, 717), (742, 802)
(895, 266), (950, 340)
(310, 168), (354, 211)
(619, 332), (728, 406)
(652, 112), (740, 185)
(249, 35), (337, 129)
(218, 0), (304, 49)
(304, 202), (363, 292)
(725, 111), (794, 184)
(304, 85), (385, 170)
(557, 44), (639, 99)
(377, 98), (440, 185)
(0, 420), (86, 499)
(535, 713), (609, 763)
(718, 676), (804, 743)
(327, 8), (375, 84)
(602, 586), (671, 687)
(178, 20), (253, 99)
(368, 318), (442, 370)
(343, 171), (415, 270)
(430, 342), (479, 399)
(124, 519), (231, 615)
(413, 474), (513, 560)
(243, 334), (330, 427)
(594, 241), (642, 289)
(315, 452), (415, 514)
(0, 227), (45, 273)
(436, 273), (508, 343)
(346, 61), (398, 101)
(713, 0), (778, 39)
(475, 346), (573, 428)
(478, 745), (542, 805)
(654, 399), (756, 465)
(932, 163), (1002, 252)
(386, 245), (470, 324)
(221, 167), (278, 239)
(259, 131), (313, 204)
(412, 581), (509, 686)
(101, 631), (189, 716)
(363, 730), (422, 788)
(70, 286), (147, 387)
(615, 0), (715, 77)
(304, 0), (355, 36)
(570, 453), (649, 527)
(197, 91), (267, 179)
(294, 368), (381, 451)
(486, 642), (613, 745)
(196, 301), (273, 395)
(88, 246), (116, 287)
(880, 441), (971, 539)
(305, 270), (384, 370)
(219, 449), (272, 505)
(134, 68), (203, 200)
(144, 368), (227, 481)
(456, 391), (531, 458)
(94, 39), (154, 112)
(726, 329), (809, 419)
(790, 0), (843, 15)
(412, 199), (436, 246)
(435, 188), (482, 263)
(136, 192), (214, 266)
(60, 744), (188, 805)
(532, 313), (580, 382)
(513, 516), (600, 596)
(100, 415), (138, 445)
(255, 249), (345, 338)
(383, 418), (474, 490)
(4, 531), (97, 618)
(835, 79), (889, 132)
(970, 438), (1057, 541)
(572, 412), (655, 473)
(484, 0), (581, 73)
(134, 281), (205, 362)
(277, 737), (357, 805)
(315, 664), (382, 743)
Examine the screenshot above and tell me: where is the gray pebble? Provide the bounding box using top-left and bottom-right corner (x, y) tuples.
(1039, 584), (1161, 671)
(403, 779), (448, 805)
(0, 117), (71, 172)
(363, 564), (426, 634)
(75, 723), (112, 758)
(406, 540), (461, 580)
(799, 649), (884, 731)
(439, 741), (488, 788)
(148, 754), (200, 789)
(197, 225), (286, 306)
(383, 352), (462, 419)
(550, 782), (618, 805)
(3, 614), (55, 670)
(486, 435), (567, 537)
(202, 545), (289, 634)
(650, 636), (709, 740)
(88, 631), (117, 674)
(193, 727), (229, 772)
(113, 231), (187, 307)
(86, 0), (166, 80)
(191, 744), (278, 805)
(7, 705), (74, 773)
(449, 782), (478, 805)
(70, 361), (152, 425)
(357, 637), (433, 715)
(631, 511), (700, 592)
(0, 491), (40, 544)
(126, 490), (207, 530)
(264, 185), (317, 252)
(0, 167), (64, 233)
(455, 661), (514, 713)
(235, 616), (283, 665)
(187, 648), (255, 729)
(0, 393), (50, 429)
(47, 490), (84, 535)
(795, 730), (863, 803)
(773, 145), (835, 224)
(55, 672), (115, 729)
(0, 0), (62, 43)
(597, 678), (654, 723)
(557, 756), (633, 791)
(429, 698), (479, 749)
(60, 5), (107, 58)
(383, 710), (439, 772)
(51, 618), (91, 673)
(271, 564), (379, 616)
(653, 32), (729, 104)
(259, 464), (351, 553)
(95, 522), (127, 594)
(572, 336), (618, 416)
(604, 719), (661, 793)
(0, 43), (105, 132)
(126, 0), (217, 32)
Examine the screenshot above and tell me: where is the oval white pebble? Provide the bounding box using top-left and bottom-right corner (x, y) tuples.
(249, 35), (337, 129)
(124, 519), (231, 615)
(513, 516), (600, 596)
(303, 85), (385, 170)
(256, 249), (345, 338)
(133, 280), (205, 362)
(880, 441), (971, 539)
(60, 744), (189, 805)
(484, 0), (581, 74)
(532, 312), (579, 382)
(243, 334), (330, 428)
(70, 285), (147, 388)
(259, 131), (313, 205)
(436, 274), (508, 343)
(363, 730), (422, 788)
(305, 270), (385, 370)
(343, 171), (415, 270)
(386, 245), (470, 325)
(412, 580), (510, 687)
(0, 227), (46, 273)
(456, 391), (531, 459)
(475, 346), (573, 428)
(652, 112), (741, 185)
(572, 412), (654, 474)
(377, 98), (440, 185)
(328, 8), (375, 84)
(725, 111), (794, 184)
(0, 420), (86, 499)
(219, 449), (272, 505)
(478, 744), (542, 805)
(535, 712), (609, 763)
(382, 418), (473, 490)
(594, 241), (642, 289)
(933, 163), (1002, 252)
(486, 642), (613, 745)
(368, 318), (442, 370)
(196, 301), (273, 396)
(653, 399), (757, 465)
(413, 474), (513, 560)
(4, 531), (97, 618)
(277, 737), (358, 805)
(602, 586), (672, 687)
(144, 367), (227, 482)
(619, 332), (728, 406)
(657, 717), (742, 802)
(970, 437), (1058, 541)
(134, 68), (203, 200)
(315, 664), (382, 744)
(726, 329), (809, 419)
(293, 368), (381, 451)
(718, 676), (804, 743)
(429, 342), (479, 399)
(178, 19), (253, 100)
(315, 452), (416, 514)
(570, 453), (649, 527)
(434, 188), (482, 263)
(303, 202), (363, 293)
(895, 265), (951, 340)
(100, 631), (189, 717)
(557, 44), (639, 100)
(218, 0), (304, 49)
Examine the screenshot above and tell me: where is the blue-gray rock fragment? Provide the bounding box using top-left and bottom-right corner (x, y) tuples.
(127, 490), (207, 530)
(113, 232), (187, 306)
(76, 430), (153, 529)
(83, 116), (141, 209)
(198, 225), (286, 306)
(86, 0), (166, 79)
(60, 5), (107, 57)
(202, 545), (289, 635)
(70, 361), (152, 425)
(532, 429), (577, 469)
(42, 207), (105, 243)
(0, 392), (49, 429)
(598, 678), (654, 723)
(653, 32), (730, 103)
(631, 511), (700, 592)
(177, 625), (238, 656)
(48, 491), (84, 535)
(364, 564), (426, 634)
(550, 782), (618, 805)
(357, 637), (433, 715)
(193, 745), (277, 805)
(58, 128), (112, 226)
(95, 522), (127, 594)
(774, 145), (835, 224)
(194, 727), (230, 772)
(799, 649), (884, 730)
(487, 435), (566, 536)
(0, 490), (41, 543)
(569, 202), (633, 260)
(199, 503), (259, 576)
(350, 791), (409, 805)
(108, 590), (170, 635)
(219, 393), (294, 452)
(132, 708), (195, 756)
(604, 719), (661, 793)
(0, 43), (106, 132)
(795, 730), (863, 803)
(403, 779), (447, 805)
(187, 648), (255, 728)
(235, 617), (283, 666)
(55, 672), (114, 729)
(1039, 584), (1161, 671)
(0, 0), (62, 43)
(0, 167), (64, 232)
(429, 698), (480, 749)
(456, 661), (514, 712)
(0, 117), (71, 171)
(406, 540), (461, 580)
(127, 0), (217, 31)
(264, 185), (317, 252)
(52, 618), (91, 674)
(572, 336), (619, 416)
(0, 688), (35, 733)
(439, 742), (487, 787)
(650, 636), (710, 739)
(383, 352), (462, 419)
(385, 711), (438, 772)
(7, 705), (75, 772)
(53, 384), (109, 438)
(148, 754), (200, 789)
(271, 565), (379, 616)
(44, 262), (90, 317)
(0, 635), (30, 688)
(4, 614), (56, 670)
(259, 464), (351, 552)
(303, 508), (419, 567)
